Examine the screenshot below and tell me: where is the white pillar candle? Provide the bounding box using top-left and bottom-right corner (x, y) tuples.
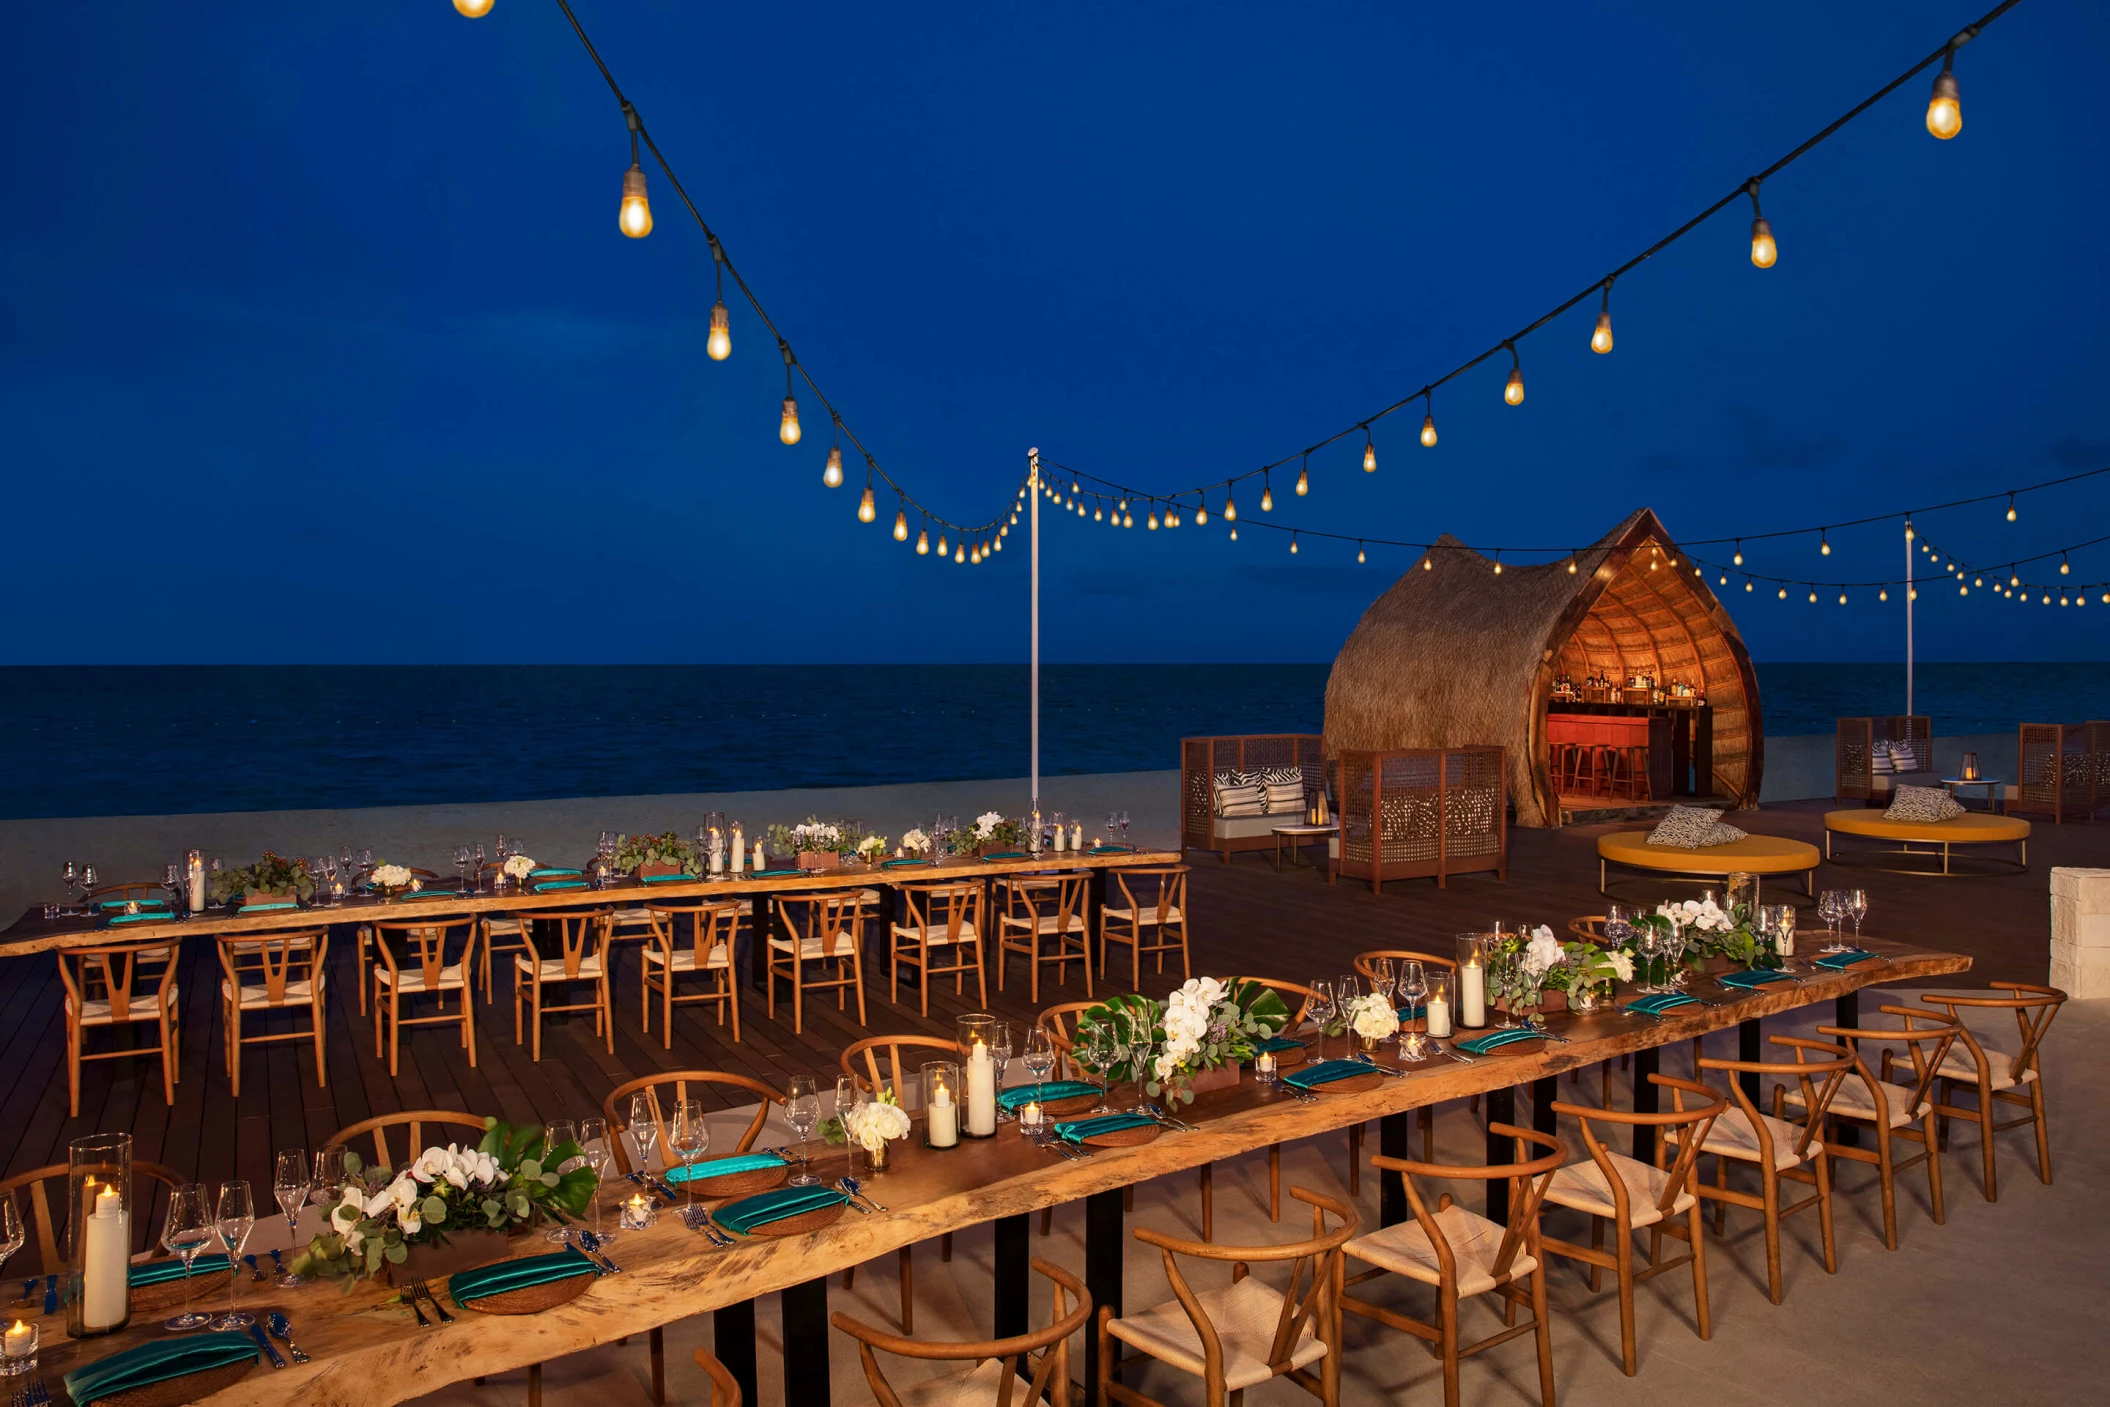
(81, 1182), (128, 1331)
(731, 830), (745, 875)
(1458, 959), (1486, 1028)
(926, 1087), (958, 1148)
(965, 1040), (997, 1137)
(1053, 826), (1066, 852)
(1425, 996), (1453, 1038)
(1072, 822), (1085, 849)
(185, 851), (205, 914)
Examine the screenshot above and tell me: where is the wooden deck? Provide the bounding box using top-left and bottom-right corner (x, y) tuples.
(0, 797), (2085, 1198)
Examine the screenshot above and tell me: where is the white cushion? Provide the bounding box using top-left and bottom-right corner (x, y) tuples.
(999, 913), (1087, 936)
(1103, 905), (1184, 926)
(1545, 1151), (1695, 1228)
(68, 993), (176, 1026)
(642, 945), (730, 972)
(1212, 814), (1282, 840)
(481, 917), (523, 936)
(220, 976), (323, 1009)
(1216, 783), (1267, 817)
(1107, 1276), (1326, 1392)
(768, 935), (860, 960)
(514, 954), (605, 980)
(376, 963), (467, 993)
(1346, 1203), (1534, 1298)
(1780, 1074), (1929, 1128)
(1670, 1107), (1819, 1170)
(854, 1360), (1036, 1407)
(890, 920), (979, 946)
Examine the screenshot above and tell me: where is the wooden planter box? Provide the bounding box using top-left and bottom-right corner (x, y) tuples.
(797, 851), (843, 872)
(1187, 1063), (1240, 1095)
(383, 1227), (521, 1286)
(243, 890), (298, 907)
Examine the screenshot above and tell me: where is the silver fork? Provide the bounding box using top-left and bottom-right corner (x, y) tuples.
(840, 1176), (887, 1211)
(680, 1204), (733, 1246)
(402, 1285), (432, 1328)
(1146, 1102), (1198, 1131)
(412, 1279), (454, 1324)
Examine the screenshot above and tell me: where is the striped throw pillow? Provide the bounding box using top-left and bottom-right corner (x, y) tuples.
(1258, 765), (1304, 788)
(1217, 783), (1267, 818)
(1261, 781), (1305, 813)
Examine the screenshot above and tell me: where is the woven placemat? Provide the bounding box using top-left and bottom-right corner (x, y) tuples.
(743, 1201), (847, 1238)
(1079, 1122), (1161, 1149)
(1301, 1070), (1386, 1095)
(683, 1162), (789, 1199)
(90, 1359), (256, 1407)
(460, 1272), (594, 1316)
(1040, 1091), (1101, 1116)
(129, 1268), (232, 1316)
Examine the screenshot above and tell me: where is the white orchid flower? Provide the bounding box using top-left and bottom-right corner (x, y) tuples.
(1609, 951), (1636, 983)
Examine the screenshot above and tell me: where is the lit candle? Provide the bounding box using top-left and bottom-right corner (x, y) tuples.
(1053, 825), (1066, 853)
(1255, 1050), (1277, 1082)
(620, 1193), (654, 1231)
(1019, 1101), (1043, 1131)
(927, 1083), (958, 1148)
(185, 851), (205, 914)
(708, 828), (725, 876)
(1071, 821), (1084, 850)
(966, 1039), (997, 1138)
(82, 1180), (128, 1331)
(3, 1320), (35, 1361)
(731, 827), (745, 875)
(1426, 995), (1452, 1038)
(1459, 958), (1486, 1028)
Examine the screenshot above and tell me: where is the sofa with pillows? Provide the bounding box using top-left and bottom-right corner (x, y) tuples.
(1181, 734), (1329, 860)
(1835, 715), (1935, 803)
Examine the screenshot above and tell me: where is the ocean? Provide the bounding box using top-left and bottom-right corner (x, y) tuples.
(2, 662), (2102, 820)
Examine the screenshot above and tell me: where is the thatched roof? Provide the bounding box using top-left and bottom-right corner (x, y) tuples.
(1323, 508), (1763, 827)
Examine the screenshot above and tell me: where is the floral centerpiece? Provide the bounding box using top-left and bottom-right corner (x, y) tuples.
(1343, 992), (1400, 1051)
(367, 863), (419, 899)
(1073, 978), (1290, 1104)
(969, 811), (1027, 853)
(290, 1119), (595, 1286)
(1540, 937), (1635, 1010)
(824, 1091), (912, 1171)
(500, 853), (538, 888)
(900, 828), (931, 855)
(614, 831), (698, 877)
(1631, 895), (1771, 976)
(854, 834), (889, 864)
(208, 851), (317, 906)
(765, 818), (876, 870)
(1484, 927), (1564, 1025)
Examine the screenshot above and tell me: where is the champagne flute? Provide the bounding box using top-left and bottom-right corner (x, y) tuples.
(1817, 891), (1847, 952)
(1125, 1021), (1155, 1114)
(1398, 961), (1429, 1060)
(578, 1117), (615, 1242)
(670, 1101), (711, 1204)
(160, 1184), (217, 1331)
(784, 1076), (821, 1187)
(211, 1181), (256, 1329)
(542, 1120), (578, 1241)
(992, 1021), (1015, 1095)
(628, 1091), (663, 1171)
(272, 1150), (310, 1286)
(1848, 888), (1869, 946)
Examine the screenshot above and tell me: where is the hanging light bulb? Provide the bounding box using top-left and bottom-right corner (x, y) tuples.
(1422, 556), (1433, 571)
(1260, 475), (1273, 512)
(1819, 531), (1830, 556)
(1363, 429), (1377, 473)
(937, 531), (948, 556)
(1808, 589), (1818, 603)
(993, 533), (1003, 552)
(1569, 557), (1579, 575)
(2010, 574), (2020, 587)
(1779, 586), (1788, 599)
(1123, 511), (1133, 528)
(1503, 343), (1524, 405)
(707, 301), (732, 361)
(856, 479), (876, 524)
(1166, 503), (1180, 528)
(1904, 521), (1916, 542)
(1719, 573), (1728, 585)
(1147, 505), (1160, 530)
(1733, 542), (1744, 566)
(1910, 587), (1919, 600)
(893, 506), (908, 542)
(1746, 580), (1753, 592)
(1958, 583), (1968, 596)
(1357, 542), (1367, 563)
(1493, 552), (1503, 576)
(1295, 455), (1309, 496)
(1926, 49), (1962, 140)
(1289, 533), (1299, 555)
(1975, 576), (1983, 587)
(2060, 555), (2071, 575)
(1591, 280), (1614, 354)
(454, 0), (496, 16)
(955, 542), (966, 564)
(618, 106), (653, 238)
(823, 444), (843, 489)
(1094, 504), (1104, 522)
(1420, 392), (1438, 447)
(1879, 588), (1889, 601)
(1195, 500), (1208, 526)
(970, 542), (981, 564)
(778, 343), (801, 445)
(1840, 591), (1849, 604)
(1746, 180), (1776, 268)
(2006, 493), (2017, 522)
(1224, 492), (1238, 522)
(916, 522), (930, 555)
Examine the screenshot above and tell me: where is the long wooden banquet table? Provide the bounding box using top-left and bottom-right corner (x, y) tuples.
(17, 929), (1963, 1407)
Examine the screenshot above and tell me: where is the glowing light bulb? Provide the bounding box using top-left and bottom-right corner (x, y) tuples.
(1290, 536), (1299, 555)
(707, 302), (731, 361)
(916, 527), (929, 555)
(823, 447), (843, 488)
(1905, 523), (1916, 541)
(955, 543), (966, 564)
(1493, 559), (1503, 575)
(1166, 506), (1180, 528)
(1958, 584), (1967, 596)
(1504, 365), (1524, 405)
(1879, 589), (1888, 601)
(454, 0), (495, 19)
(1975, 576), (1982, 587)
(856, 486), (875, 523)
(1294, 465), (1309, 496)
(1420, 414), (1437, 447)
(1224, 495), (1237, 522)
(1733, 544), (1744, 566)
(2010, 574), (2020, 587)
(1195, 504), (1208, 525)
(1363, 439), (1376, 472)
(619, 165), (653, 238)
(1820, 534), (1830, 556)
(1147, 509), (1159, 530)
(2005, 496), (2017, 522)
(2060, 557), (2070, 575)
(1261, 485), (1273, 512)
(1357, 544), (1366, 563)
(1122, 513), (1133, 528)
(937, 532), (948, 556)
(1569, 559), (1579, 575)
(1749, 216), (1776, 269)
(780, 396), (802, 445)
(1094, 506), (1103, 522)
(1840, 592), (1849, 604)
(1778, 586), (1788, 599)
(993, 534), (1002, 552)
(1423, 557), (1432, 571)
(1808, 590), (1818, 603)
(893, 509), (908, 542)
(970, 543), (981, 563)
(1229, 526), (1239, 541)
(1926, 65), (1961, 140)
(1745, 580), (1753, 591)
(1909, 588), (1919, 600)
(1591, 311), (1613, 354)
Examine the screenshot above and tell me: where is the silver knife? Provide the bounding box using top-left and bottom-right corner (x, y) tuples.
(247, 1322), (287, 1369)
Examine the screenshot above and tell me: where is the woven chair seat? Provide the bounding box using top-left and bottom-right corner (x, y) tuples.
(1102, 904), (1185, 926)
(220, 976), (323, 1010)
(1545, 1150), (1695, 1228)
(515, 954), (605, 981)
(1345, 1203), (1532, 1298)
(853, 1360), (1036, 1407)
(768, 935), (859, 961)
(643, 945), (730, 972)
(375, 963), (468, 993)
(890, 921), (979, 946)
(1934, 1040), (2036, 1090)
(999, 913), (1087, 936)
(67, 994), (177, 1026)
(1107, 1276), (1326, 1392)
(1781, 1075), (1929, 1128)
(1669, 1108), (1817, 1171)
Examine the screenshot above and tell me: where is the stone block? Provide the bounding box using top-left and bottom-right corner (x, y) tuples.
(2049, 867), (2110, 997)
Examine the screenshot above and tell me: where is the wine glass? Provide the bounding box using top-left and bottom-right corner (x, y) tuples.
(1119, 812), (1131, 841)
(1105, 813), (1119, 846)
(453, 844), (472, 894)
(784, 1076), (821, 1187)
(1603, 903), (1632, 948)
(1082, 1023), (1120, 1112)
(1023, 1028), (1056, 1105)
(991, 1021), (1014, 1093)
(272, 1150), (310, 1286)
(1847, 889), (1869, 946)
(61, 860), (78, 907)
(1306, 979), (1336, 1035)
(1125, 1020), (1155, 1114)
(160, 1184), (217, 1331)
(473, 841), (487, 890)
(80, 866), (98, 899)
(1367, 957), (1396, 1007)
(578, 1117), (615, 1242)
(1488, 949), (1521, 1029)
(1817, 891), (1848, 952)
(670, 1101), (711, 1203)
(541, 1120), (578, 1240)
(628, 1091), (663, 1171)
(0, 1198), (20, 1279)
(211, 1181), (256, 1329)
(1398, 961), (1429, 1060)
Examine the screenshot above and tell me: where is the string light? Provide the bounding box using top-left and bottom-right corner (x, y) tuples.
(1879, 588), (1888, 600)
(618, 104), (653, 238)
(1820, 530), (1831, 556)
(916, 518), (930, 555)
(778, 342), (801, 445)
(1421, 393), (1438, 448)
(823, 417), (844, 488)
(1591, 280), (1614, 354)
(1493, 551), (1503, 575)
(1733, 541), (1743, 566)
(1840, 591), (1849, 604)
(893, 500), (909, 541)
(1503, 343), (1524, 405)
(2006, 493), (2017, 522)
(1195, 498), (1209, 526)
(1147, 503), (1160, 530)
(937, 531), (948, 556)
(1746, 580), (1754, 592)
(707, 242), (732, 360)
(1229, 526), (1238, 541)
(1166, 501), (1181, 528)
(1808, 589), (1819, 603)
(1295, 454), (1310, 497)
(1362, 428), (1376, 473)
(2060, 554), (2071, 574)
(1905, 521), (1916, 542)
(1094, 503), (1104, 522)
(1779, 586), (1789, 599)
(1357, 541), (1367, 563)
(1927, 45), (1963, 140)
(955, 541), (967, 564)
(453, 0), (495, 16)
(1746, 179), (1776, 268)
(1261, 474), (1273, 513)
(1224, 492), (1238, 523)
(1423, 557), (1433, 571)
(1570, 556), (1580, 575)
(856, 469), (876, 524)
(1290, 532), (1299, 555)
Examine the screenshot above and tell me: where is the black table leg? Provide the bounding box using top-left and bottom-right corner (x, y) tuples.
(994, 1213), (1030, 1339)
(1738, 1017), (1762, 1103)
(1531, 1075), (1558, 1137)
(1484, 1085), (1516, 1223)
(781, 1278), (831, 1407)
(1834, 991), (1861, 1147)
(714, 1299), (757, 1407)
(1379, 1112), (1408, 1226)
(1631, 1046), (1660, 1163)
(1083, 1188), (1124, 1394)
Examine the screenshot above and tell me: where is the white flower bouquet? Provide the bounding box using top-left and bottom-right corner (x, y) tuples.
(855, 834), (888, 860)
(1075, 978), (1291, 1105)
(900, 828), (931, 854)
(1345, 992), (1401, 1044)
(502, 854), (537, 881)
(841, 1093), (911, 1153)
(368, 862), (414, 893)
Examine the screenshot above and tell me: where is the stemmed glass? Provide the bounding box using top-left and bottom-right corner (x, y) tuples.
(991, 1022), (1014, 1097)
(0, 1199), (21, 1275)
(542, 1121), (578, 1241)
(473, 841), (487, 891)
(784, 1076), (821, 1186)
(159, 1185), (217, 1331)
(1398, 961), (1429, 1060)
(1817, 891), (1849, 952)
(1488, 949), (1522, 1029)
(211, 1181), (256, 1329)
(1023, 1029), (1056, 1106)
(1847, 889), (1869, 947)
(61, 861), (79, 910)
(311, 1147), (347, 1209)
(1082, 1024), (1121, 1112)
(272, 1150), (310, 1286)
(1105, 813), (1119, 847)
(1367, 958), (1396, 1009)
(1118, 812), (1131, 842)
(670, 1101), (711, 1204)
(454, 845), (473, 895)
(1124, 1019), (1155, 1114)
(1306, 979), (1336, 1053)
(162, 863), (183, 910)
(80, 866), (98, 900)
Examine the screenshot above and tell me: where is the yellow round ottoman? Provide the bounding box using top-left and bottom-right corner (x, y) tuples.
(1596, 831), (1820, 900)
(1823, 809), (2030, 876)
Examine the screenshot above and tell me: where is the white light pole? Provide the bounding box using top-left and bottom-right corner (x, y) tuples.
(1905, 523), (1915, 717)
(1028, 447), (1040, 820)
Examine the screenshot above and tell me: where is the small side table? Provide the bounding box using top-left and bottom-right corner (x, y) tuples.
(1270, 823), (1338, 872)
(1942, 777), (2005, 814)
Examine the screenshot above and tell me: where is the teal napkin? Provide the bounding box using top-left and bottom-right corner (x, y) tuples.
(713, 1186), (850, 1235)
(641, 872), (694, 884)
(664, 1152), (785, 1185)
(237, 901), (300, 913)
(1054, 1113), (1158, 1144)
(998, 1081), (1098, 1111)
(980, 852), (1029, 861)
(1257, 1036), (1307, 1054)
(1394, 1004), (1427, 1021)
(448, 1248), (597, 1304)
(1625, 993), (1700, 1016)
(107, 912), (171, 925)
(534, 880), (589, 892)
(528, 868), (582, 878)
(1088, 845), (1134, 854)
(1814, 949), (1880, 970)
(129, 1254), (232, 1287)
(882, 857), (929, 868)
(1284, 1059), (1374, 1090)
(64, 1332), (258, 1405)
(1717, 968), (1795, 990)
(99, 899), (170, 911)
(750, 868), (803, 878)
(1454, 1028), (1545, 1055)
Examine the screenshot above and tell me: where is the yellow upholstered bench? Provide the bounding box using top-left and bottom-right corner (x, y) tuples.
(1596, 831), (1820, 901)
(1823, 809), (2030, 876)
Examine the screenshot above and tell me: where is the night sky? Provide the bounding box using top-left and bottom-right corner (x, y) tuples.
(4, 1), (2106, 664)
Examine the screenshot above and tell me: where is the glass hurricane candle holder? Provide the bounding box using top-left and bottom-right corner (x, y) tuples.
(618, 1193), (657, 1233)
(921, 1061), (961, 1148)
(956, 1015), (1001, 1138)
(1454, 933), (1490, 1030)
(66, 1133), (133, 1338)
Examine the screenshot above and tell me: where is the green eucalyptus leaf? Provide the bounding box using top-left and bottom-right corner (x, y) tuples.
(343, 1150), (365, 1175)
(383, 1242), (408, 1265)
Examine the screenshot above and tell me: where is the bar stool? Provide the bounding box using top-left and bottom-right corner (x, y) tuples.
(1622, 745), (1654, 800)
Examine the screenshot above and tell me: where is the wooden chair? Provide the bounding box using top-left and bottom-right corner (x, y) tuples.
(995, 872), (1093, 1003)
(215, 930), (329, 1097)
(0, 1160), (188, 1275)
(839, 1034), (967, 1329)
(691, 1348), (743, 1407)
(889, 879), (988, 1016)
(1231, 977), (1354, 1222)
(1540, 1074), (1725, 1376)
(513, 909), (613, 1061)
(1340, 1124), (1563, 1407)
(57, 941), (181, 1117)
(1679, 1037), (1850, 1305)
(478, 911), (534, 1004)
(768, 888), (869, 1035)
(1783, 1006), (1957, 1250)
(1353, 950), (1460, 1159)
(1098, 1186), (1355, 1407)
(325, 1110), (490, 1165)
(1099, 867), (1191, 989)
(603, 1070), (785, 1175)
(371, 919), (479, 1077)
(640, 901), (742, 1048)
(1911, 982), (2064, 1200)
(833, 1256), (1089, 1407)
(84, 880), (173, 907)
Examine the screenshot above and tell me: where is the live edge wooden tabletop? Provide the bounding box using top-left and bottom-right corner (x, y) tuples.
(30, 936), (1964, 1407)
(0, 849), (1182, 959)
